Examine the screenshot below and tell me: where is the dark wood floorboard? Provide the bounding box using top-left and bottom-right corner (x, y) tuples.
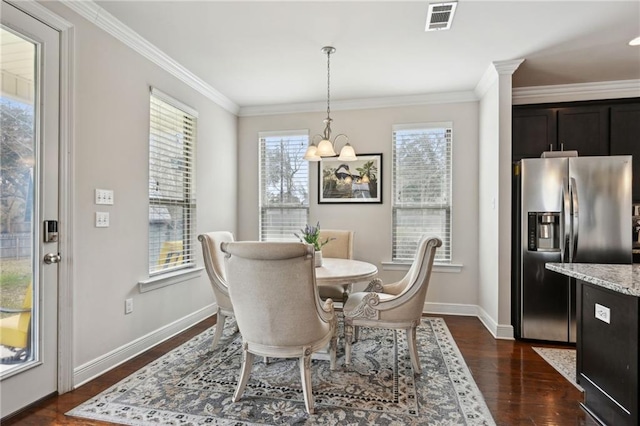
(3, 314), (598, 425)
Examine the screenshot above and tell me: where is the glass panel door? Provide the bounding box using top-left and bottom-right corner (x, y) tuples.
(1, 0), (60, 417)
(0, 25), (37, 378)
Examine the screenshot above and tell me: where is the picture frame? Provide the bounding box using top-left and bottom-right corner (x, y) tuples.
(319, 153), (382, 204)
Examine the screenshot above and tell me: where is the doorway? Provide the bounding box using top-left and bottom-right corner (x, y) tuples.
(1, 0), (61, 417)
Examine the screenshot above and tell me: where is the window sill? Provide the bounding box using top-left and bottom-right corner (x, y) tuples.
(381, 261), (463, 273)
(138, 267), (204, 293)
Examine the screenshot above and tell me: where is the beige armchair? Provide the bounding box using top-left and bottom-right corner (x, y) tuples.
(318, 229), (354, 303)
(220, 241), (337, 414)
(343, 235), (442, 374)
(197, 231), (235, 350)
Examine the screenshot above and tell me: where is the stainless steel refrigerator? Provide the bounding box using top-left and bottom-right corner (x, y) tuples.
(514, 156), (632, 342)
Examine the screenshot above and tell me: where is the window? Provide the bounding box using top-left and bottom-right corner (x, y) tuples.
(148, 88), (197, 275)
(259, 130), (309, 241)
(392, 122), (452, 263)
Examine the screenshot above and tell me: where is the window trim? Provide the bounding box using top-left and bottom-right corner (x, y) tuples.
(147, 87), (198, 277)
(391, 121), (453, 263)
(258, 130), (310, 242)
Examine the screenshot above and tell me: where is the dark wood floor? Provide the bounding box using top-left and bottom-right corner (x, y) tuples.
(3, 314), (597, 425)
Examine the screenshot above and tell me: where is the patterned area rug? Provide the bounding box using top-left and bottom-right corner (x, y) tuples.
(533, 347), (583, 392)
(67, 317), (495, 425)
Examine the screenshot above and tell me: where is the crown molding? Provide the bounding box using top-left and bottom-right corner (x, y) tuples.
(60, 0), (240, 115)
(512, 79), (640, 105)
(7, 0), (73, 29)
(474, 59), (524, 98)
(238, 90), (478, 117)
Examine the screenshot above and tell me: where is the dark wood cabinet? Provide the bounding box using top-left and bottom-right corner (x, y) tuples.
(610, 104), (640, 202)
(577, 280), (639, 426)
(513, 98), (640, 201)
(557, 106), (609, 156)
(512, 108), (557, 159)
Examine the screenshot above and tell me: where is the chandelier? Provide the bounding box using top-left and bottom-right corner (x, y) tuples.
(303, 46), (356, 162)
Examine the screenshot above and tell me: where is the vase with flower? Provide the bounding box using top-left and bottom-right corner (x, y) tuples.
(294, 222), (333, 267)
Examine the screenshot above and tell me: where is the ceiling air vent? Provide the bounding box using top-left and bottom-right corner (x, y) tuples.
(425, 1), (458, 31)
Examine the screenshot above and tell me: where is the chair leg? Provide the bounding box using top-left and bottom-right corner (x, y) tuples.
(211, 310), (227, 350)
(299, 350), (314, 414)
(329, 332), (337, 371)
(406, 326), (421, 374)
(233, 346), (255, 402)
(344, 323), (353, 367)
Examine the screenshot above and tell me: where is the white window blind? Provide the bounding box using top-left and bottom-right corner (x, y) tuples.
(392, 122), (452, 262)
(148, 88), (197, 275)
(259, 131), (309, 241)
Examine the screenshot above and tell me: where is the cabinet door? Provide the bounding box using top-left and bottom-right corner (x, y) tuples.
(579, 282), (639, 425)
(512, 108), (557, 161)
(610, 103), (640, 202)
(558, 106), (609, 156)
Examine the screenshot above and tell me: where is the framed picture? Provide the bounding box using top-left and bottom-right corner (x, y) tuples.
(319, 153), (382, 204)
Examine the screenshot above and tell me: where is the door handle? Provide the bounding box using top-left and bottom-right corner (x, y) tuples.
(44, 253), (61, 264)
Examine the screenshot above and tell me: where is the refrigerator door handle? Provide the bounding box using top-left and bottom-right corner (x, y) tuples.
(570, 177), (579, 262)
(561, 177), (571, 262)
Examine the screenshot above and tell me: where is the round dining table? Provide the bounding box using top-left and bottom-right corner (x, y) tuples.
(315, 258), (378, 286)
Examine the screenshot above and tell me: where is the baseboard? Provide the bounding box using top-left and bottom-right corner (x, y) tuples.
(476, 306), (514, 340)
(425, 302), (514, 340)
(424, 302), (478, 317)
(73, 304), (216, 387)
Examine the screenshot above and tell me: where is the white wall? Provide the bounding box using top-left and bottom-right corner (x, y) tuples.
(43, 2), (238, 376)
(476, 60), (521, 339)
(478, 80), (500, 327)
(238, 102), (481, 310)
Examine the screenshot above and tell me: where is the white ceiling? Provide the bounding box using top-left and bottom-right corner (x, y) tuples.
(92, 0), (640, 109)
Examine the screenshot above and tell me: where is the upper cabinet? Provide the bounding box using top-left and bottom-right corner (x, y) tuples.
(557, 106), (609, 156)
(513, 108), (557, 159)
(610, 103), (640, 202)
(513, 98), (640, 201)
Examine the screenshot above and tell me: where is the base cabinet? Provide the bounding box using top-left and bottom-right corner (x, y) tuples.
(577, 281), (639, 425)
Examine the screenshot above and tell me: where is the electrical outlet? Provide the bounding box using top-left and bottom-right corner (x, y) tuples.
(95, 188), (114, 205)
(95, 212), (109, 228)
(125, 298), (133, 314)
(595, 303), (610, 324)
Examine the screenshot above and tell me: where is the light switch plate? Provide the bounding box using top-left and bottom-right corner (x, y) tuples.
(95, 188), (114, 205)
(595, 303), (610, 324)
(96, 212), (109, 228)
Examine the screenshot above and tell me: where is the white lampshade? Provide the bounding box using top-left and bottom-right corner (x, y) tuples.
(316, 139), (337, 157)
(303, 144), (320, 161)
(337, 143), (357, 161)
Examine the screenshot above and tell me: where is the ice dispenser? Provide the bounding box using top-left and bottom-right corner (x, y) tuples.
(527, 212), (560, 251)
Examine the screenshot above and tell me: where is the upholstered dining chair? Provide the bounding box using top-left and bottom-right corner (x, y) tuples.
(317, 229), (354, 303)
(343, 235), (442, 374)
(220, 241), (338, 414)
(197, 231), (235, 350)
(0, 284), (32, 364)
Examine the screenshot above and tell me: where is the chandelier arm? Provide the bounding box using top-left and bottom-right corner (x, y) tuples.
(333, 134), (349, 146)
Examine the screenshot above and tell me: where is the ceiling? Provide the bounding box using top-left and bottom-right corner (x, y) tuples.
(77, 1), (640, 108)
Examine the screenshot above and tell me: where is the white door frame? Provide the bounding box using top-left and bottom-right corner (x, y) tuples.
(6, 0), (75, 394)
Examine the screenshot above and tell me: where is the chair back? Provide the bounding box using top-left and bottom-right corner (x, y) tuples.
(198, 231), (234, 310)
(391, 235), (442, 317)
(221, 241), (328, 347)
(319, 229), (354, 259)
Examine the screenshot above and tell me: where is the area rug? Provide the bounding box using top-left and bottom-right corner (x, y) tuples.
(533, 347), (583, 392)
(67, 317), (495, 425)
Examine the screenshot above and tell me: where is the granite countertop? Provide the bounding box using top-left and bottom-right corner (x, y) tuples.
(546, 263), (640, 297)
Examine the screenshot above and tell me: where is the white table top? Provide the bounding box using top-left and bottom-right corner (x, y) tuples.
(315, 258), (378, 286)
